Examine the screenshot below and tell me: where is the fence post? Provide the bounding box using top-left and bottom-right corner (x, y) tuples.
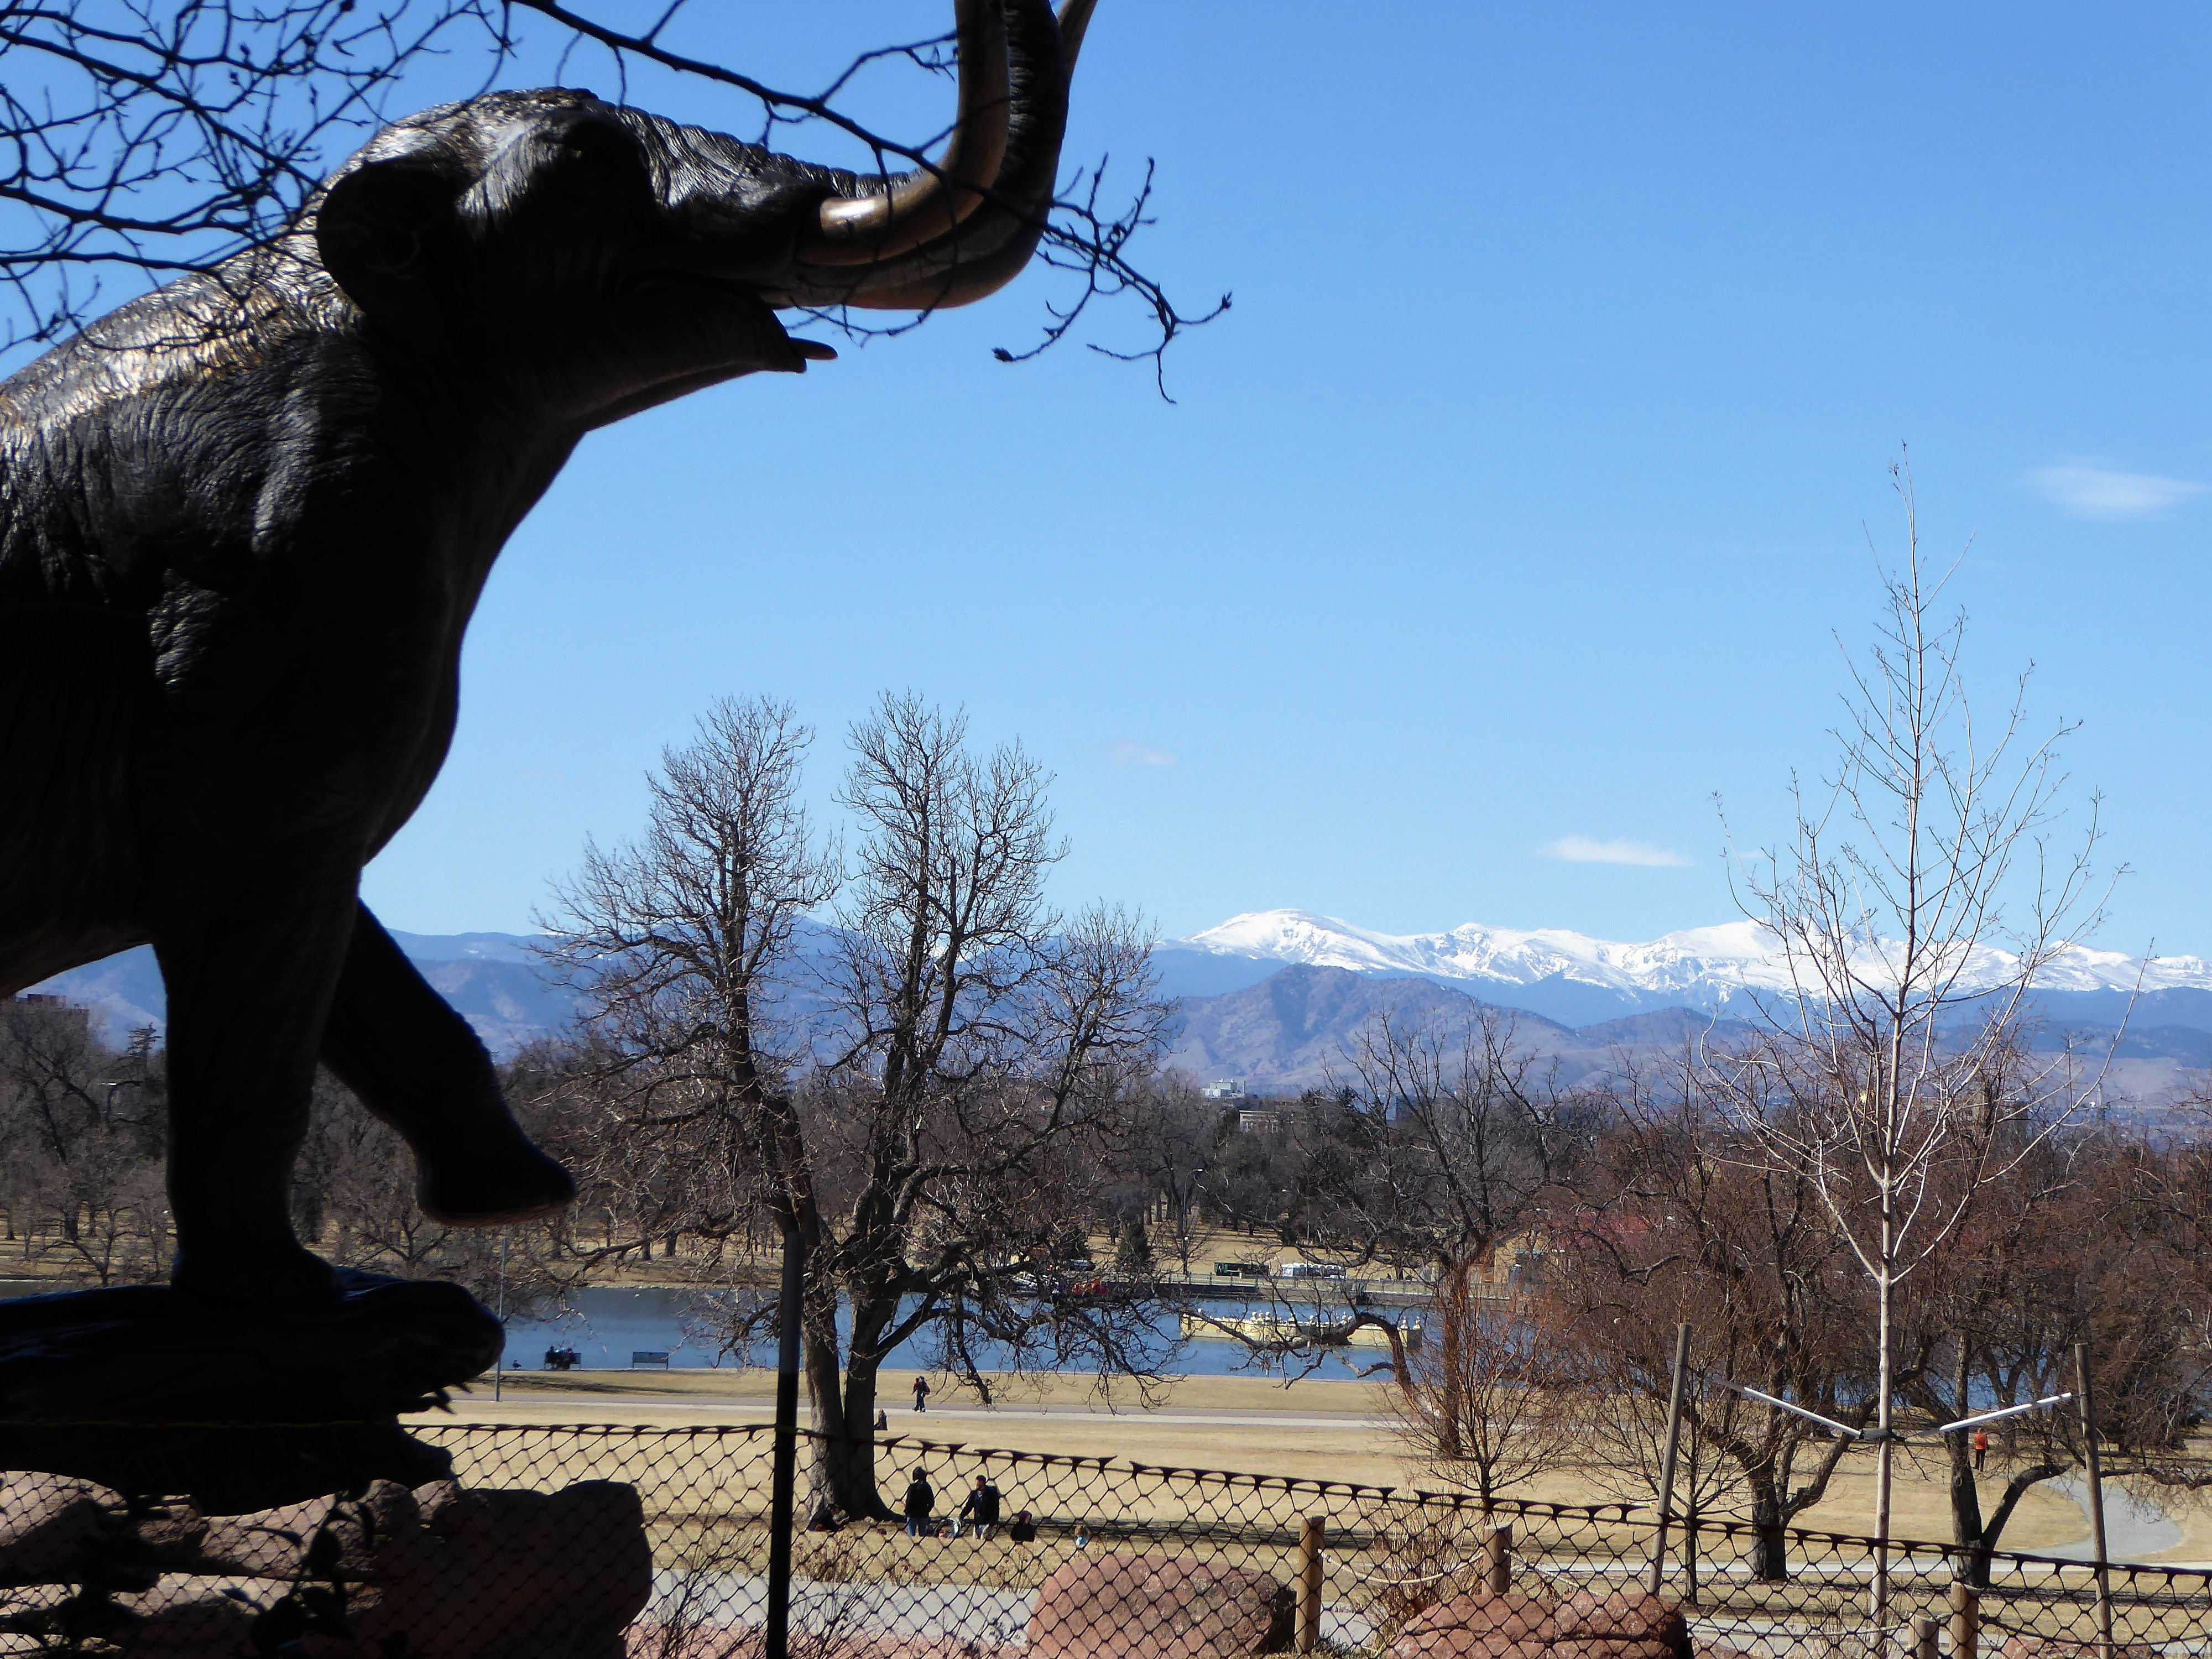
(2075, 1342), (2115, 1659)
(1483, 1522), (1513, 1595)
(1913, 1616), (1940, 1659)
(766, 1228), (805, 1659)
(1949, 1580), (1978, 1659)
(1647, 1322), (1692, 1597)
(1297, 1516), (1325, 1653)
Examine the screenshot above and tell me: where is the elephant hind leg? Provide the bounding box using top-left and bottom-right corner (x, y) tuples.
(321, 903), (575, 1225)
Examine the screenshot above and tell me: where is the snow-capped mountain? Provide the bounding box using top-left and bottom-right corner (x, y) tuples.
(1152, 909), (2212, 1027)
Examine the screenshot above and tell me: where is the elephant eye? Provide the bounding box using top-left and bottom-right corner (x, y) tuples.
(556, 119), (634, 177)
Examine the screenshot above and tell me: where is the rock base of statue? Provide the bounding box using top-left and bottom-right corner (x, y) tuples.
(0, 1268), (501, 1514)
(0, 1470), (653, 1657)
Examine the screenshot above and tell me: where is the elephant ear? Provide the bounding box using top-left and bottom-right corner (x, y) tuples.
(316, 154), (466, 319)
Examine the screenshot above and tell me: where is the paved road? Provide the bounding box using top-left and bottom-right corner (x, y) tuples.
(2046, 1475), (2187, 1562)
(644, 1568), (1376, 1649)
(500, 1397), (1381, 1430)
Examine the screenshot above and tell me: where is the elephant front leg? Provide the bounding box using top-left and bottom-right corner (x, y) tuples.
(321, 902), (575, 1225)
(156, 878), (358, 1303)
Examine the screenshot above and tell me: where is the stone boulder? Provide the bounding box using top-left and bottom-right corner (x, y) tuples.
(186, 1495), (335, 1579)
(0, 1472), (650, 1659)
(622, 1634), (1018, 1659)
(1389, 1586), (1695, 1659)
(1390, 1588), (1556, 1659)
(1552, 1588), (1692, 1659)
(1029, 1551), (1294, 1659)
(103, 1577), (266, 1659)
(333, 1476), (653, 1659)
(0, 1472), (122, 1584)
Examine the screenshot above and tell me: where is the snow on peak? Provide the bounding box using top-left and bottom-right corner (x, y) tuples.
(1172, 909), (2202, 1000)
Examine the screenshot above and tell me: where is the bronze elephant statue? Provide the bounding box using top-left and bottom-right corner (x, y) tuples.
(0, 0), (1091, 1302)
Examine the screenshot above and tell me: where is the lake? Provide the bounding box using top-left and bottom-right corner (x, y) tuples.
(502, 1285), (1381, 1380)
(0, 1279), (1383, 1381)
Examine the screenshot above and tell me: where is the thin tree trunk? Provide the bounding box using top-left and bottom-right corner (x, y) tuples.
(1873, 1173), (1896, 1627)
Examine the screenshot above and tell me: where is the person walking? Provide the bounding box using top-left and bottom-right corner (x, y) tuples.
(912, 1375), (931, 1413)
(1973, 1428), (1989, 1472)
(902, 1469), (935, 1540)
(957, 1474), (1001, 1541)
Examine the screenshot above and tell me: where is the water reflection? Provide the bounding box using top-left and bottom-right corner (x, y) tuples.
(499, 1286), (1381, 1380)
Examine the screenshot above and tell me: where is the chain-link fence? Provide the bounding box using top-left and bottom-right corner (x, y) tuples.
(3, 1422), (2206, 1657)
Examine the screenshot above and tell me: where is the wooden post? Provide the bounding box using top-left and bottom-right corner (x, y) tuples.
(492, 1230), (508, 1404)
(1483, 1522), (1513, 1595)
(1297, 1516), (1325, 1653)
(2074, 1343), (2115, 1659)
(1647, 1322), (1692, 1596)
(1914, 1616), (1940, 1659)
(1949, 1580), (1978, 1659)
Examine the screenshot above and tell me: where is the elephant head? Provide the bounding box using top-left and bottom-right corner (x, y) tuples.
(311, 0), (1093, 427)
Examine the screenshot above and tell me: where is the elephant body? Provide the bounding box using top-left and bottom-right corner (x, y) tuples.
(0, 1), (1084, 1300)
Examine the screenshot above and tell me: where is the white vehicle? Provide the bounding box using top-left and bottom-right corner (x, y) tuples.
(1276, 1261), (1347, 1280)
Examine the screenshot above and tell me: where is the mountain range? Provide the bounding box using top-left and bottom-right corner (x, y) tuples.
(27, 907), (2212, 1100)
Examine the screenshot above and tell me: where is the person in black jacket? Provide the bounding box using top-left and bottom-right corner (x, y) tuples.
(902, 1469), (935, 1540)
(956, 1475), (1001, 1540)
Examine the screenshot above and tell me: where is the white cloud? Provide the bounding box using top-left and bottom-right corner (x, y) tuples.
(1540, 836), (1693, 869)
(1105, 738), (1176, 768)
(2028, 460), (2205, 521)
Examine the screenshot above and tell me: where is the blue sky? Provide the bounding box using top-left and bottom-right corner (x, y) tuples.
(349, 2), (2212, 955)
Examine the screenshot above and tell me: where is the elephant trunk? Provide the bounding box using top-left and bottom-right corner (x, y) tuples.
(770, 0), (1093, 312)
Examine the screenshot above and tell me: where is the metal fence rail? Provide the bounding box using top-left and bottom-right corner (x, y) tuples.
(3, 1423), (2207, 1657)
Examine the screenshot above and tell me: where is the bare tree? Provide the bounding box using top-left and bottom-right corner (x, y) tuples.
(1712, 461), (2117, 1618)
(1897, 1115), (2212, 1577)
(541, 691), (1172, 1520)
(1119, 1073), (1218, 1276)
(1564, 1317), (1767, 1606)
(1557, 1047), (1871, 1581)
(1386, 1287), (1578, 1512)
(0, 998), (168, 1284)
(2, 1), (1218, 368)
(783, 692), (1171, 1516)
(1297, 1005), (1585, 1402)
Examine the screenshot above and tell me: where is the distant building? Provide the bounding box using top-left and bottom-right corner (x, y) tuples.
(1236, 1108), (1281, 1136)
(1201, 1078), (1245, 1101)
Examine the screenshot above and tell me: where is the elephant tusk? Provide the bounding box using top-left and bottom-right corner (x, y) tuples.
(799, 0), (1013, 267)
(1056, 0), (1097, 65)
(831, 0), (1097, 312)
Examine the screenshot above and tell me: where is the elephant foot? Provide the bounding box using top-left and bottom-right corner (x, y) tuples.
(170, 1238), (340, 1305)
(416, 1134), (576, 1226)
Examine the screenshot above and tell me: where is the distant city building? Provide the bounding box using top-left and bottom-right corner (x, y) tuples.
(1201, 1078), (1245, 1101)
(1236, 1108), (1281, 1136)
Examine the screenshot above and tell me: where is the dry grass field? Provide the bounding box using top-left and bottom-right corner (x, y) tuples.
(426, 1367), (2212, 1564)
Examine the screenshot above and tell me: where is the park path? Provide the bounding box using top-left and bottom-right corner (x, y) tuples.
(2046, 1475), (2187, 1563)
(643, 1568), (1376, 1649)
